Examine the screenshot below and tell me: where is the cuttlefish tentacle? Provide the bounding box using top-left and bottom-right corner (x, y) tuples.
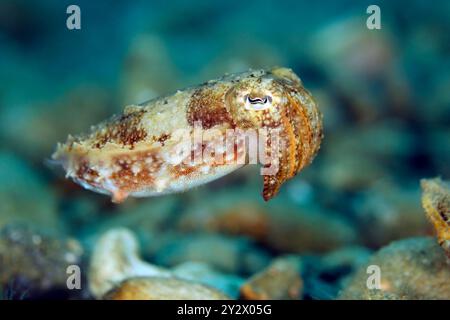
(52, 68), (323, 203)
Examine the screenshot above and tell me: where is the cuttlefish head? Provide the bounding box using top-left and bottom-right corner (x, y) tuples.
(225, 67), (323, 200)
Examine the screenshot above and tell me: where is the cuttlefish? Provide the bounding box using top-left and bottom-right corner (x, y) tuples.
(52, 67), (323, 203)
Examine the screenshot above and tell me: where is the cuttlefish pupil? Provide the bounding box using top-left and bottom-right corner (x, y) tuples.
(244, 95), (273, 111)
(52, 67), (323, 203)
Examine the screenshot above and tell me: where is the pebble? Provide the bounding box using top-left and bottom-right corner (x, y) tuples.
(240, 256), (303, 300)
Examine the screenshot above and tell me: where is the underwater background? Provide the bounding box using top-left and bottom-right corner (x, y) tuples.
(0, 0), (449, 300)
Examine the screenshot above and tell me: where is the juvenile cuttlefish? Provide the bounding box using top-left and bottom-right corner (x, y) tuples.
(52, 67), (323, 203)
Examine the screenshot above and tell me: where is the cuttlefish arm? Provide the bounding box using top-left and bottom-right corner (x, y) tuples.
(261, 78), (323, 200)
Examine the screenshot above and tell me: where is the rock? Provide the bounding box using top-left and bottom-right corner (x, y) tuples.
(334, 121), (415, 161)
(264, 207), (357, 253)
(318, 122), (415, 192)
(240, 256), (303, 300)
(178, 199), (270, 240)
(177, 190), (357, 254)
(154, 234), (271, 275)
(88, 228), (241, 299)
(339, 237), (450, 299)
(88, 228), (171, 299)
(319, 246), (372, 271)
(317, 148), (384, 192)
(172, 262), (243, 298)
(354, 180), (430, 248)
(301, 246), (372, 299)
(421, 178), (450, 257)
(104, 277), (230, 300)
(0, 224), (83, 298)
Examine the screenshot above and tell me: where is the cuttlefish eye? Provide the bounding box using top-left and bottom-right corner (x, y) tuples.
(244, 95), (273, 111)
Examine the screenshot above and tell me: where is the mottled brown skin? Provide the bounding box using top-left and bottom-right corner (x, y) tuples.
(187, 85), (235, 129)
(91, 108), (148, 149)
(52, 68), (323, 203)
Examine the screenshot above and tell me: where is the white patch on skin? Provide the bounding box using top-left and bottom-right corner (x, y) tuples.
(73, 177), (110, 196)
(131, 163), (141, 175)
(97, 166), (113, 178)
(154, 175), (169, 192)
(200, 165), (210, 174)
